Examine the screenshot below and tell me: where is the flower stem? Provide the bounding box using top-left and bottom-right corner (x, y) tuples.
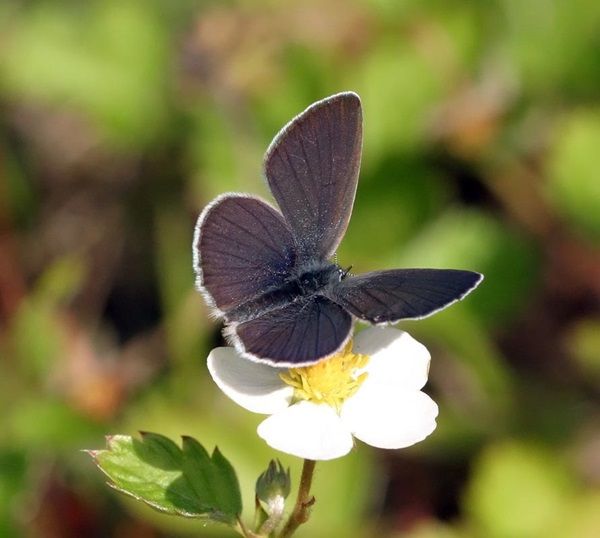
(278, 459), (316, 538)
(236, 517), (260, 538)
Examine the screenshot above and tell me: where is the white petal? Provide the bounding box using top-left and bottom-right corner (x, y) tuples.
(354, 327), (431, 390)
(207, 347), (293, 414)
(257, 401), (354, 461)
(341, 384), (438, 449)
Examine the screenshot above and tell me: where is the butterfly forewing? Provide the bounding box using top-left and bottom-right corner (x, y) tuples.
(230, 295), (352, 366)
(194, 195), (296, 315)
(264, 92), (362, 262)
(329, 269), (483, 323)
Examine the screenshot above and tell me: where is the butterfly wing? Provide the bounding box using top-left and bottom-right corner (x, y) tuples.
(228, 295), (352, 366)
(329, 269), (483, 323)
(264, 92), (362, 261)
(194, 194), (296, 316)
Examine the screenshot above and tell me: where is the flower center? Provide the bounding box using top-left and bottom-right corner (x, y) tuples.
(279, 341), (369, 411)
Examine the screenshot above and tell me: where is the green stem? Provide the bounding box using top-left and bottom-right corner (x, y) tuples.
(278, 459), (316, 538)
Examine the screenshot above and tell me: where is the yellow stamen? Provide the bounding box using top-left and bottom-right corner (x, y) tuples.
(279, 340), (370, 412)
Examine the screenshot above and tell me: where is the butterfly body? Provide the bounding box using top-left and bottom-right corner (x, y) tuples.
(194, 92), (483, 366)
(225, 261), (343, 324)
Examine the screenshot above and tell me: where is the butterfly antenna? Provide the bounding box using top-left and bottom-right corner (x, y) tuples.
(341, 265), (353, 279)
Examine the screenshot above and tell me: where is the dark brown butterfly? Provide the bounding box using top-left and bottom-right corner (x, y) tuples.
(194, 92), (482, 366)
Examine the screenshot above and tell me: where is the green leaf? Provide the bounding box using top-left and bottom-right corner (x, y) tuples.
(89, 432), (242, 525)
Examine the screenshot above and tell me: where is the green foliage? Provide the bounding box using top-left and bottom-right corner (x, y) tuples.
(500, 0), (600, 97)
(357, 42), (443, 160)
(546, 110), (600, 240)
(395, 209), (540, 327)
(565, 318), (600, 382)
(466, 441), (576, 538)
(0, 0), (169, 147)
(0, 451), (26, 538)
(548, 491), (600, 538)
(90, 433), (242, 524)
(341, 157), (449, 266)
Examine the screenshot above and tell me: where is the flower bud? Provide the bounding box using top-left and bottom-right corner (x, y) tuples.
(255, 459), (291, 506)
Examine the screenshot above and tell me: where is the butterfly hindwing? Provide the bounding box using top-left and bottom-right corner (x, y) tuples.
(229, 295), (352, 366)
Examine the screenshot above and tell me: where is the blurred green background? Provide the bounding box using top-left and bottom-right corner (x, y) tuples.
(0, 0), (599, 536)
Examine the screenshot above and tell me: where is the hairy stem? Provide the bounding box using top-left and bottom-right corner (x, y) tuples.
(278, 459), (316, 538)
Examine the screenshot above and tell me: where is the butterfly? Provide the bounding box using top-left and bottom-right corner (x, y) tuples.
(193, 92), (483, 366)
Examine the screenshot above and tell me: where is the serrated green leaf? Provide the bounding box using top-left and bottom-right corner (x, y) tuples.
(89, 432), (242, 525)
(180, 437), (241, 520)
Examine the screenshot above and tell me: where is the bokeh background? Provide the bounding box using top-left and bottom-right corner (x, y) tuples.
(1, 0), (599, 536)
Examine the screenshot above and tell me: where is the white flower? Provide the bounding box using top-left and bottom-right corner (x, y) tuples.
(207, 327), (438, 461)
